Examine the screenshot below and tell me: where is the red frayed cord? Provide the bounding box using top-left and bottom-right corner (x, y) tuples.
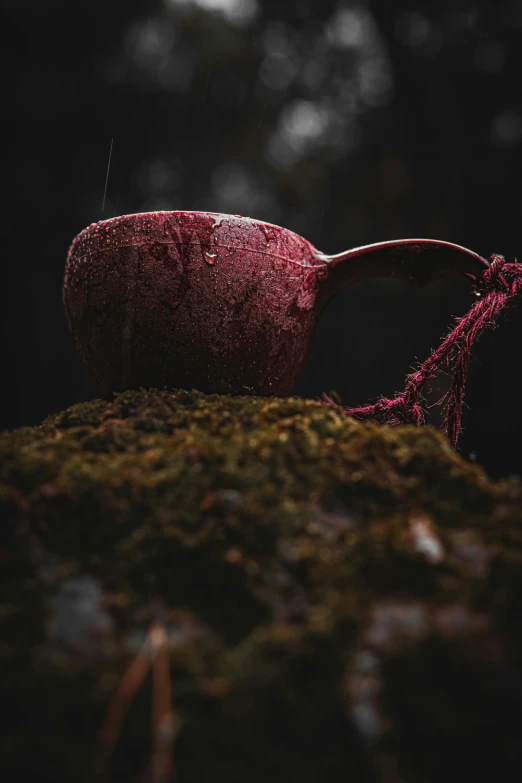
(321, 255), (522, 449)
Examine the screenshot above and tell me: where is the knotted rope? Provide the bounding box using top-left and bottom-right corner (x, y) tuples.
(321, 255), (522, 448)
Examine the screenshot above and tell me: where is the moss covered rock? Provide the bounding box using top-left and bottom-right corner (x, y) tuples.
(1, 388), (522, 782)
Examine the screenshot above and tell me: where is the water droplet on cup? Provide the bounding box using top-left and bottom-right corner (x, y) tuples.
(260, 224), (275, 242)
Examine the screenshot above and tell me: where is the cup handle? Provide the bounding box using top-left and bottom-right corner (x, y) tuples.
(316, 238), (489, 308)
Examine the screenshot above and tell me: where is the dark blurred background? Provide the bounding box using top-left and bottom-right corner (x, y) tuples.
(3, 0), (522, 477)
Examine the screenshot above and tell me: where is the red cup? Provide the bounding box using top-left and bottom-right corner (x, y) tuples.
(63, 211), (488, 397)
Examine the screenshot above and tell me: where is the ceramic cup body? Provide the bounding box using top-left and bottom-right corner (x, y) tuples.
(63, 211), (327, 396)
(64, 211), (488, 398)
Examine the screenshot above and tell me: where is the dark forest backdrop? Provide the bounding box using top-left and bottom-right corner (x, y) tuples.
(3, 0), (522, 477)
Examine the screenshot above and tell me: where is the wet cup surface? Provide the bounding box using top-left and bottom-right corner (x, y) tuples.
(63, 211), (488, 397)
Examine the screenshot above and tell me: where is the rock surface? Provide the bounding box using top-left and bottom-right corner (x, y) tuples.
(1, 388), (522, 782)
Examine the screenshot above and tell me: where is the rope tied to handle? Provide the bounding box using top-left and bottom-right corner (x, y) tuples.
(322, 255), (522, 448)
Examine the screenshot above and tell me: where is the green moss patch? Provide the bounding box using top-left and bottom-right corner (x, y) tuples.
(1, 388), (522, 782)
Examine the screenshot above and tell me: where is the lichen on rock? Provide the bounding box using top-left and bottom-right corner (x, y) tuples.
(1, 388), (522, 782)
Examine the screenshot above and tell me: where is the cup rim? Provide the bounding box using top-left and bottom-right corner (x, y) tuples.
(84, 210), (300, 239)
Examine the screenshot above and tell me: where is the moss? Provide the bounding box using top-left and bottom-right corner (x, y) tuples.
(1, 388), (522, 782)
